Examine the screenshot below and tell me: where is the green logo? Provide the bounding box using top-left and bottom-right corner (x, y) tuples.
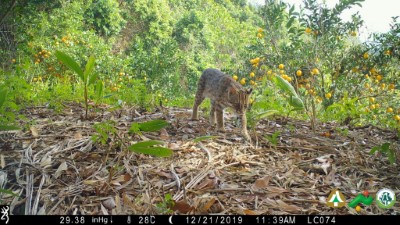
(348, 191), (373, 208)
(376, 188), (396, 209)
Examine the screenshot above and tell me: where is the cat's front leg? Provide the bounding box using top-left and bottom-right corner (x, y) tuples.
(216, 108), (225, 132)
(240, 113), (251, 140)
(191, 93), (204, 120)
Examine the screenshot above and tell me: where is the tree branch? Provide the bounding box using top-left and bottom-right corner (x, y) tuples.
(0, 0), (17, 25)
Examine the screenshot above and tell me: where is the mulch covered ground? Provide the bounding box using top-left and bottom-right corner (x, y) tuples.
(1, 103), (399, 215)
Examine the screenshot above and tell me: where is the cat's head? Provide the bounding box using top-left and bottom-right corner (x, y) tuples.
(228, 87), (253, 114)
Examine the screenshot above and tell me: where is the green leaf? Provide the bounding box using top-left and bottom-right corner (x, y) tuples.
(255, 110), (279, 120)
(388, 150), (395, 164)
(288, 96), (304, 109)
(381, 143), (390, 152)
(193, 135), (219, 143)
(0, 188), (19, 197)
(369, 146), (379, 154)
(287, 17), (295, 28)
(0, 87), (7, 108)
(88, 73), (99, 85)
(129, 141), (173, 157)
(274, 75), (298, 97)
(129, 122), (141, 135)
(55, 51), (84, 80)
(265, 131), (280, 146)
(0, 125), (20, 131)
(95, 80), (103, 98)
(138, 120), (169, 132)
(130, 140), (164, 148)
(84, 55), (96, 83)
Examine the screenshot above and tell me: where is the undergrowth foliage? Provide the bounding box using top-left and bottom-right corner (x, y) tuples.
(0, 0), (398, 160)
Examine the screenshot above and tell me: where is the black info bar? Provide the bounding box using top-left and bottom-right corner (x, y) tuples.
(0, 215), (398, 225)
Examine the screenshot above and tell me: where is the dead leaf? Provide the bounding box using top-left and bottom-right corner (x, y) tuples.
(168, 142), (180, 150)
(30, 126), (39, 137)
(113, 174), (129, 184)
(100, 202), (109, 215)
(115, 195), (121, 214)
(40, 155), (52, 168)
(160, 128), (169, 140)
(54, 161), (68, 178)
(172, 200), (194, 213)
(266, 186), (289, 194)
(155, 169), (173, 179)
(122, 193), (136, 211)
(251, 175), (271, 191)
(124, 173), (131, 182)
(201, 198), (216, 212)
(174, 166), (186, 173)
(111, 182), (121, 186)
(83, 180), (98, 185)
(1, 154), (5, 169)
(74, 132), (82, 139)
(196, 177), (218, 190)
(233, 195), (255, 203)
(243, 209), (260, 215)
(275, 200), (302, 213)
(102, 198), (116, 210)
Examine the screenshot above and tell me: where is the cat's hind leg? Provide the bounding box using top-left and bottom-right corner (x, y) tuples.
(209, 100), (217, 125)
(191, 91), (205, 120)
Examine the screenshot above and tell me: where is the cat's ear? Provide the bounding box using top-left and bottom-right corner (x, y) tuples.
(246, 88), (253, 95)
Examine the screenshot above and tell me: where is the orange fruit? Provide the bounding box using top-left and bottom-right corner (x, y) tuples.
(325, 93), (332, 99)
(278, 64), (284, 70)
(369, 97), (375, 103)
(233, 75), (238, 81)
(296, 70), (302, 76)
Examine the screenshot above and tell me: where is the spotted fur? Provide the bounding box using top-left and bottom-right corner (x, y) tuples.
(191, 68), (252, 140)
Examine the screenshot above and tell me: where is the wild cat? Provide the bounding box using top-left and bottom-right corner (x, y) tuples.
(191, 68), (253, 140)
